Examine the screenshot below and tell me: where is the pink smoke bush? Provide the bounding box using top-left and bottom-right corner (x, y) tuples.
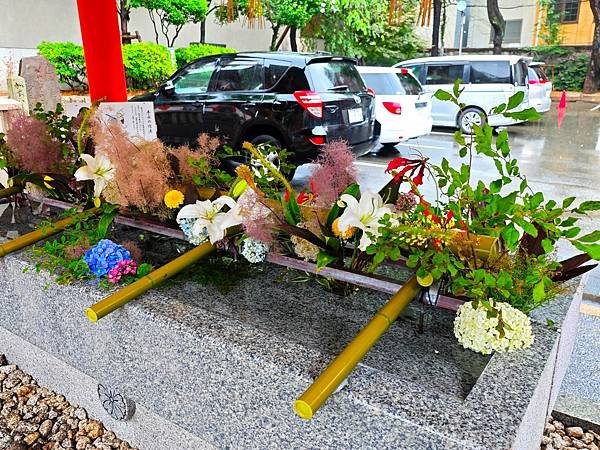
(6, 114), (63, 174)
(309, 140), (357, 206)
(237, 189), (277, 244)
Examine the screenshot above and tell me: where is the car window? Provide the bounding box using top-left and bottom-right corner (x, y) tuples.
(361, 72), (422, 95)
(528, 67), (540, 82)
(174, 60), (217, 95)
(469, 61), (511, 84)
(533, 66), (549, 81)
(513, 61), (528, 86)
(407, 64), (423, 81)
(265, 61), (290, 89)
(214, 58), (264, 92)
(307, 61), (366, 93)
(425, 64), (464, 85)
(276, 66), (310, 93)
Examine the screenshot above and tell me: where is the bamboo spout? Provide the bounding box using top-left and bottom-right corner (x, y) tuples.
(0, 208), (99, 258)
(0, 185), (23, 200)
(86, 241), (215, 322)
(294, 276), (422, 420)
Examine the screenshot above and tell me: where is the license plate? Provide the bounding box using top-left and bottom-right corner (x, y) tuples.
(415, 102), (428, 109)
(347, 108), (363, 123)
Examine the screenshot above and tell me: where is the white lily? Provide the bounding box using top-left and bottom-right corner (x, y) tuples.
(74, 153), (115, 199)
(0, 168), (10, 189)
(176, 196), (242, 244)
(337, 190), (394, 251)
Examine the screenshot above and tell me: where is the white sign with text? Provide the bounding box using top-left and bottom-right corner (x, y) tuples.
(98, 102), (157, 141)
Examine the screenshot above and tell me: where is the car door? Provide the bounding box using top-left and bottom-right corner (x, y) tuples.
(154, 58), (218, 145)
(423, 63), (466, 126)
(201, 57), (265, 144)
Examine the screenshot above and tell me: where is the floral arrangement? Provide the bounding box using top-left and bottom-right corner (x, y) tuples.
(2, 87), (599, 355)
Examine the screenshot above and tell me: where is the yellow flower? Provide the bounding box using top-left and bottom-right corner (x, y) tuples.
(332, 217), (356, 240)
(164, 190), (185, 209)
(43, 175), (55, 190)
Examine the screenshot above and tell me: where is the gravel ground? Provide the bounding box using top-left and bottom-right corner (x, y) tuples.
(541, 416), (600, 450)
(0, 355), (137, 450)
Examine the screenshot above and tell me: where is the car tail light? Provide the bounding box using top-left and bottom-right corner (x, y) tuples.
(528, 79), (539, 85)
(540, 79), (550, 84)
(400, 68), (409, 75)
(294, 90), (323, 118)
(309, 135), (326, 145)
(383, 101), (402, 115)
(367, 87), (376, 97)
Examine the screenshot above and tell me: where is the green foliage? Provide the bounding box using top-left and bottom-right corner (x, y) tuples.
(525, 46), (591, 92)
(37, 42), (86, 89)
(306, 0), (423, 62)
(129, 0), (209, 46)
(175, 44), (236, 69)
(122, 42), (174, 89)
(538, 0), (562, 45)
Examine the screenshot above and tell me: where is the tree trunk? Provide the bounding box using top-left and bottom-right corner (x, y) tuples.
(487, 0), (505, 55)
(119, 0), (132, 44)
(290, 27), (298, 52)
(431, 0), (442, 56)
(583, 0), (600, 93)
(270, 24), (281, 51)
(200, 20), (207, 43)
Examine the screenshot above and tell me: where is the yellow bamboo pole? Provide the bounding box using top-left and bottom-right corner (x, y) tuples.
(0, 208), (99, 258)
(86, 241), (215, 323)
(294, 276), (422, 420)
(0, 185), (23, 200)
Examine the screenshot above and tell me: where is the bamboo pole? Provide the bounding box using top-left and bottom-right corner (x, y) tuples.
(86, 241), (215, 323)
(0, 208), (99, 258)
(294, 276), (422, 420)
(0, 185), (22, 200)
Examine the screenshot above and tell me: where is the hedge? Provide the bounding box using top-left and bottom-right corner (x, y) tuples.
(175, 44), (236, 69)
(36, 42), (236, 91)
(525, 45), (591, 92)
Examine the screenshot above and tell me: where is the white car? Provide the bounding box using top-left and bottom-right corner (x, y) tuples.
(396, 55), (531, 133)
(528, 62), (552, 113)
(357, 66), (433, 147)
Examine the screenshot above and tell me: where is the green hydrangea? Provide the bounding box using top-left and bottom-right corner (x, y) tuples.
(454, 300), (534, 355)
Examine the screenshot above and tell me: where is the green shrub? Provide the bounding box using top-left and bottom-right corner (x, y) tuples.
(175, 44), (236, 69)
(525, 45), (590, 92)
(122, 42), (174, 90)
(37, 42), (87, 89)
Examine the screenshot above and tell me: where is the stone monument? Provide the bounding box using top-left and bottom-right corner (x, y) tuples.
(18, 56), (61, 113)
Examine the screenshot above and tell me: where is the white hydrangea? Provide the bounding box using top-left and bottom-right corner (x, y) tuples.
(241, 238), (269, 264)
(454, 300), (534, 355)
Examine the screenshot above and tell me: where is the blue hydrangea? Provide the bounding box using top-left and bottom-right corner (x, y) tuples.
(177, 217), (209, 246)
(84, 239), (131, 278)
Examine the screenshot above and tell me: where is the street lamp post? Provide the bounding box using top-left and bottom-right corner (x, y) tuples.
(457, 0), (467, 56)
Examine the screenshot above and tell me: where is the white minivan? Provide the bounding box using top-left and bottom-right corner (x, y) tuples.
(395, 55), (531, 133)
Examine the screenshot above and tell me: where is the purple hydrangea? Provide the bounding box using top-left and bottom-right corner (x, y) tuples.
(84, 239), (131, 278)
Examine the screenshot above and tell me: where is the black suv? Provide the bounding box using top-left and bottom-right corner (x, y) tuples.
(132, 52), (378, 165)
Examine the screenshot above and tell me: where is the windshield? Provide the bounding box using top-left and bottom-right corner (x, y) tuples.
(361, 72), (422, 95)
(307, 61), (366, 93)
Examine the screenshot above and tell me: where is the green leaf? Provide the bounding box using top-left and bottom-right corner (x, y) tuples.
(434, 89), (453, 101)
(137, 263), (152, 277)
(578, 230), (600, 243)
(515, 218), (538, 237)
(490, 179), (503, 194)
(541, 238), (554, 254)
(96, 210), (117, 239)
(562, 196), (576, 209)
(533, 280), (545, 302)
(389, 247), (401, 261)
(564, 227), (581, 239)
(453, 78), (463, 98)
(504, 107), (542, 122)
(530, 192), (544, 209)
(572, 242), (600, 260)
(458, 147), (467, 158)
(501, 224), (520, 249)
(574, 201), (600, 213)
(316, 251), (337, 271)
(507, 91), (525, 110)
(454, 130), (466, 146)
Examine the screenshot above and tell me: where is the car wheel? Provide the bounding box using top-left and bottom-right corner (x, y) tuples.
(458, 107), (486, 134)
(248, 134), (297, 181)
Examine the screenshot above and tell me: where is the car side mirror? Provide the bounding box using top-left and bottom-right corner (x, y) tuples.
(161, 80), (175, 95)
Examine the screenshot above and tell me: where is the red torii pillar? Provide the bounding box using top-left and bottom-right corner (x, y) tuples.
(76, 0), (128, 102)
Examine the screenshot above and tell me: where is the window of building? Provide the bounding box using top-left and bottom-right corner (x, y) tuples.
(424, 64), (465, 85)
(556, 0), (580, 23)
(489, 19), (522, 44)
